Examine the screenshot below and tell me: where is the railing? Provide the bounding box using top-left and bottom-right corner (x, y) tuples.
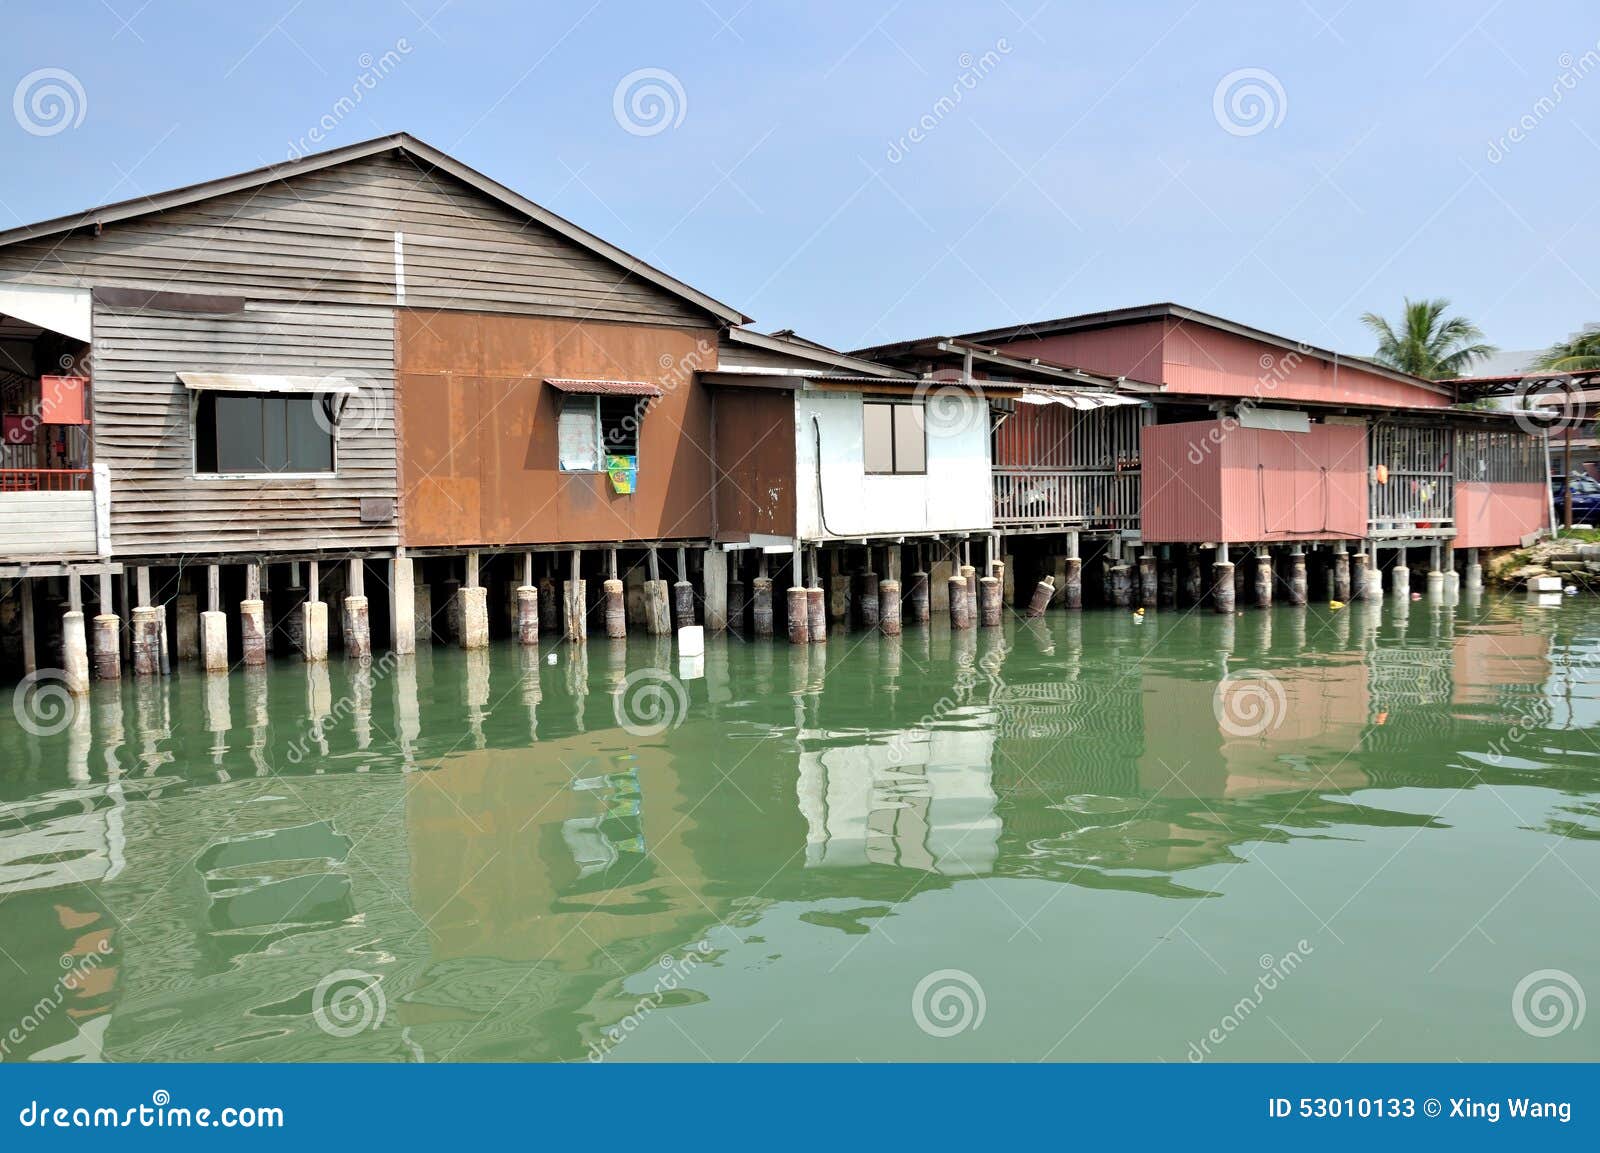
(993, 468), (1141, 529)
(1367, 425), (1454, 537)
(0, 468), (94, 492)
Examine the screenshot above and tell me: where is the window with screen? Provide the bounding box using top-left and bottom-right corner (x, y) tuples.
(560, 395), (643, 471)
(195, 393), (334, 474)
(863, 401), (926, 475)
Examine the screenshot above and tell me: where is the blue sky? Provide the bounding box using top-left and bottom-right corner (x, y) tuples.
(4, 0), (1598, 359)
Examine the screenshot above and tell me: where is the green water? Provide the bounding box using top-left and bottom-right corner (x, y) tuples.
(2, 594), (1597, 1063)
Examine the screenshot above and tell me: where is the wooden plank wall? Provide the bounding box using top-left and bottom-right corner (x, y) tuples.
(0, 491), (96, 557)
(0, 148), (723, 558)
(92, 299), (397, 555)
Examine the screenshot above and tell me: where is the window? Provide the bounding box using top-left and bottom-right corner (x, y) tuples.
(195, 392), (333, 474)
(559, 395), (642, 472)
(863, 400), (926, 475)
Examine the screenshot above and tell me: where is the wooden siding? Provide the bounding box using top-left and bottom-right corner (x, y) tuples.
(0, 153), (712, 329)
(396, 310), (719, 547)
(91, 299), (397, 556)
(0, 491), (96, 558)
(712, 387), (796, 541)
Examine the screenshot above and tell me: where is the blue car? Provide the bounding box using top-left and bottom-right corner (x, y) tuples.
(1553, 474), (1600, 525)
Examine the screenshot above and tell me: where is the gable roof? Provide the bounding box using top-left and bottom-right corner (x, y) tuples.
(0, 132), (749, 327)
(959, 302), (1451, 397)
(721, 327), (912, 377)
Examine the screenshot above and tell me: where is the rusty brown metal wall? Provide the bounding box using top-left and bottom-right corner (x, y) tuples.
(711, 386), (796, 542)
(397, 310), (719, 547)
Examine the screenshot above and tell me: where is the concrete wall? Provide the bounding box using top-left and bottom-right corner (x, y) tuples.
(793, 389), (992, 541)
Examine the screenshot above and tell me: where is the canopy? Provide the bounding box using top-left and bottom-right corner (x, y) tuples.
(177, 372), (359, 396)
(546, 378), (662, 397)
(1015, 390), (1142, 411)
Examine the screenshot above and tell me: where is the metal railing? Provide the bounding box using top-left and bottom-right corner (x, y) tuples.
(993, 468), (1141, 529)
(0, 468), (94, 492)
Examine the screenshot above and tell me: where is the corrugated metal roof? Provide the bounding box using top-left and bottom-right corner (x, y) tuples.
(545, 378), (663, 397)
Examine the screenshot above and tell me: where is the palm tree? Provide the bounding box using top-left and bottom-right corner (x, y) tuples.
(1532, 324), (1600, 372)
(1359, 298), (1496, 379)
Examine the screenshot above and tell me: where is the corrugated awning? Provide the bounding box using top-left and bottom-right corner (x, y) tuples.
(546, 378), (662, 397)
(1016, 390), (1143, 410)
(178, 372), (359, 396)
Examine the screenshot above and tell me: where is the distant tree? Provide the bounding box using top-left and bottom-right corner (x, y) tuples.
(1359, 298), (1496, 379)
(1532, 324), (1600, 373)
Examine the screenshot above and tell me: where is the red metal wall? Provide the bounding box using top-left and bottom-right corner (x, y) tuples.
(1454, 481), (1548, 547)
(1141, 419), (1367, 543)
(995, 318), (1448, 408)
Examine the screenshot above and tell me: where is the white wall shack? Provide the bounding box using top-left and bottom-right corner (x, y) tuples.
(794, 389), (993, 541)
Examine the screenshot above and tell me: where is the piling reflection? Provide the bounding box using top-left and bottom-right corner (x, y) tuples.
(0, 595), (1595, 1061)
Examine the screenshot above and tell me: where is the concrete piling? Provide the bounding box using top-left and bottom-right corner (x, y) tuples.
(1350, 550), (1370, 600)
(1333, 546), (1351, 602)
(389, 555), (415, 655)
(1138, 550), (1158, 608)
(458, 553), (489, 650)
(1390, 552), (1410, 597)
(174, 590), (199, 662)
(61, 610), (89, 694)
(518, 584), (541, 644)
(806, 585), (826, 642)
(1426, 545), (1445, 599)
(1063, 556), (1083, 610)
(1184, 549), (1203, 605)
(673, 547), (695, 627)
(342, 558), (371, 660)
(1288, 547), (1307, 606)
(91, 612), (120, 679)
(703, 547), (728, 632)
(959, 562), (978, 627)
(751, 576), (774, 637)
(538, 576), (559, 633)
(301, 600), (329, 662)
(787, 587), (809, 644)
(880, 578), (902, 636)
(978, 575), (1002, 627)
(1253, 548), (1273, 607)
(563, 550), (587, 643)
(1026, 575), (1055, 618)
(132, 605), (163, 677)
(857, 566), (880, 631)
(1110, 562), (1133, 608)
(1465, 547), (1483, 591)
(908, 569), (930, 622)
(603, 578), (626, 639)
(948, 575), (970, 630)
(1213, 545), (1236, 614)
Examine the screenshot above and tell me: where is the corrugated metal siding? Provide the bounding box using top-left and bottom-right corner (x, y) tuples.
(993, 321), (1167, 382)
(92, 299), (397, 555)
(0, 153), (710, 328)
(0, 491), (96, 557)
(1455, 481), (1548, 547)
(1141, 420), (1366, 543)
(1162, 320), (1446, 408)
(1140, 422), (1223, 541)
(713, 388), (796, 541)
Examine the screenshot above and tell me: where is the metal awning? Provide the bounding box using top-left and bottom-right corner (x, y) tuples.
(1016, 390), (1143, 410)
(546, 377), (662, 397)
(177, 372), (360, 396)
